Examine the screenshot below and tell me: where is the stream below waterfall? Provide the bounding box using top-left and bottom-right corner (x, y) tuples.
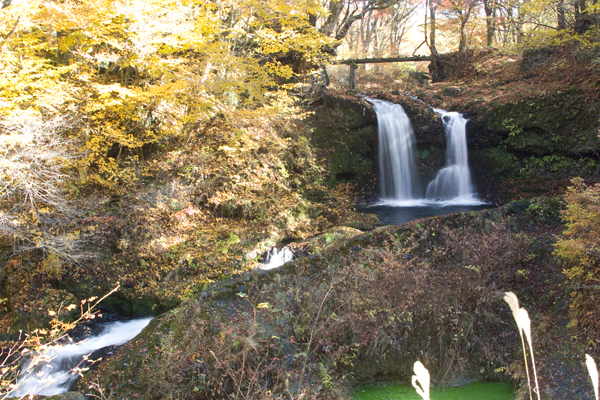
(9, 318), (152, 397)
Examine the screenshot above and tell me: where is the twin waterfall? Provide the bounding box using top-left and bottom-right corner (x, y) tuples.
(370, 98), (478, 204)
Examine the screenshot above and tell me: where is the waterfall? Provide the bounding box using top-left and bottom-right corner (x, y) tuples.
(10, 318), (152, 397)
(426, 110), (475, 201)
(369, 97), (481, 206)
(369, 98), (420, 201)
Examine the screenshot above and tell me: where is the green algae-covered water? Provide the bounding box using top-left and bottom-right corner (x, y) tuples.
(353, 382), (514, 400)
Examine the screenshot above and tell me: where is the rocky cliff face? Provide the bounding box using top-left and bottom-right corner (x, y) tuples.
(463, 88), (599, 155)
(308, 93), (377, 189)
(417, 48), (600, 202)
(312, 77), (600, 203)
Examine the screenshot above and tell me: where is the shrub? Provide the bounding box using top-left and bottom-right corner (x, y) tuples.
(554, 178), (600, 342)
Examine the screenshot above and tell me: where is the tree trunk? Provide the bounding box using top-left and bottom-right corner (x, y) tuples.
(516, 3), (526, 42)
(360, 10), (375, 58)
(507, 7), (515, 44)
(430, 0), (438, 56)
(459, 17), (468, 54)
(320, 0), (345, 37)
(390, 22), (399, 57)
(483, 0), (496, 46)
(574, 0), (595, 33)
(557, 0), (567, 29)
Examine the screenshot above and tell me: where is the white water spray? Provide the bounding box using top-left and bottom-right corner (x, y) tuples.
(426, 110), (475, 201)
(370, 98), (420, 200)
(10, 318), (152, 397)
(260, 246), (294, 270)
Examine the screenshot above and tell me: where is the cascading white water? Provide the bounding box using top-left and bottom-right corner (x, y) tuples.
(369, 98), (420, 201)
(260, 246), (294, 270)
(426, 110), (475, 201)
(10, 318), (152, 397)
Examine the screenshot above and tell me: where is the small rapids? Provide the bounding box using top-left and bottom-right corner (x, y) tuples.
(259, 246), (294, 270)
(10, 318), (152, 397)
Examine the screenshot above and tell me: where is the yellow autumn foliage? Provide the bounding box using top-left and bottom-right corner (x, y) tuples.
(0, 0), (349, 332)
(0, 0), (335, 191)
(554, 178), (600, 341)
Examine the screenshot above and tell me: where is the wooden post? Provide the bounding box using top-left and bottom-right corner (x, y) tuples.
(349, 64), (356, 90)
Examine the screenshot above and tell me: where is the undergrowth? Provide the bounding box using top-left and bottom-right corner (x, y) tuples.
(88, 204), (562, 399)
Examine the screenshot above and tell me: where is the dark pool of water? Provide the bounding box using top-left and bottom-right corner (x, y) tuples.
(359, 201), (493, 227)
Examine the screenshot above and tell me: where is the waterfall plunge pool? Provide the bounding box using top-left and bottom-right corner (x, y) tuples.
(353, 382), (515, 400)
(359, 200), (492, 227)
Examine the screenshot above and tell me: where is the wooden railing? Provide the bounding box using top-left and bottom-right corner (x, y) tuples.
(332, 55), (432, 89)
(334, 56), (431, 65)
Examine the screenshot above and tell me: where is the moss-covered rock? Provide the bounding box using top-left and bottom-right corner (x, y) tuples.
(57, 277), (176, 317)
(308, 93), (377, 188)
(465, 88), (600, 155)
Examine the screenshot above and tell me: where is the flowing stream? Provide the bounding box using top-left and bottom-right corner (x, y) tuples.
(10, 318), (152, 397)
(259, 246), (294, 270)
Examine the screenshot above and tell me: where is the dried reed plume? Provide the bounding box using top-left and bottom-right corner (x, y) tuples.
(412, 361), (430, 400)
(518, 308), (540, 400)
(504, 292), (540, 400)
(586, 354), (599, 400)
(504, 292), (533, 400)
